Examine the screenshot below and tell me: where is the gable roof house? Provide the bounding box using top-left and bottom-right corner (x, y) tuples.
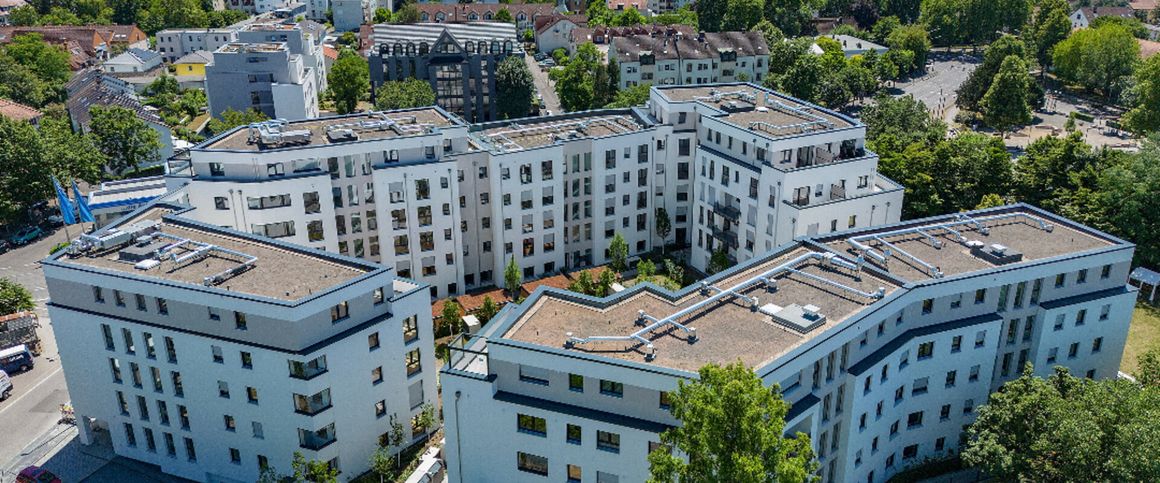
(1070, 6), (1136, 29)
(65, 68), (175, 171)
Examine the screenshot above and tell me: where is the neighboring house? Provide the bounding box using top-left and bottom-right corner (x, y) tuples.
(569, 23), (695, 48)
(533, 14), (586, 54)
(415, 3), (559, 32)
(86, 176), (168, 228)
(205, 42), (319, 120)
(0, 0), (26, 26)
(225, 0), (289, 15)
(173, 50), (213, 85)
(155, 28), (239, 63)
(1070, 6), (1135, 29)
(322, 45), (338, 71)
(103, 48), (163, 74)
(0, 25), (147, 60)
(331, 0), (370, 32)
(817, 34), (888, 57)
(608, 0), (646, 12)
(368, 22), (520, 123)
(65, 68), (175, 170)
(611, 31), (769, 89)
(306, 0), (329, 21)
(0, 98), (42, 125)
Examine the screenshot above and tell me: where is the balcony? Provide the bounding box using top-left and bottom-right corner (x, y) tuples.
(294, 389), (333, 416)
(710, 225), (739, 249)
(795, 146), (867, 169)
(713, 201), (740, 220)
(298, 424), (337, 451)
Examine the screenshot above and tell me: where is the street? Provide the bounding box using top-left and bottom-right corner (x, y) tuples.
(0, 227), (72, 476)
(525, 54), (561, 115)
(894, 53), (978, 124)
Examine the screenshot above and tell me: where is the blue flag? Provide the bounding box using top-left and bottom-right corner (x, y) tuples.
(53, 177), (76, 225)
(72, 180), (94, 223)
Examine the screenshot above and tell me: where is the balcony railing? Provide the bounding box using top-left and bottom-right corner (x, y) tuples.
(710, 225), (739, 249)
(713, 201), (740, 220)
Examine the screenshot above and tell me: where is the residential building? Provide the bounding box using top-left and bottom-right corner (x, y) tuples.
(817, 34), (888, 57)
(86, 176), (169, 228)
(0, 98), (43, 125)
(610, 31), (769, 89)
(1070, 6), (1136, 29)
(173, 51), (213, 87)
(0, 0), (26, 26)
(65, 68), (176, 168)
(225, 0), (290, 15)
(205, 42), (320, 120)
(368, 23), (520, 123)
(155, 28), (239, 63)
(168, 82), (898, 298)
(332, 0), (370, 31)
(533, 14), (586, 55)
(442, 203), (1138, 483)
(608, 0), (646, 12)
(0, 24), (147, 60)
(568, 23), (695, 50)
(306, 0), (329, 22)
(236, 20), (329, 95)
(103, 48), (163, 74)
(46, 201), (437, 482)
(415, 3), (558, 32)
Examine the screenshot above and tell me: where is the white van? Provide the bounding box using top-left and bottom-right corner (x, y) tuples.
(0, 370), (11, 401)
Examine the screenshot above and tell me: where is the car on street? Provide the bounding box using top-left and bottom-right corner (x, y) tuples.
(9, 226), (42, 246)
(17, 466), (61, 483)
(0, 370), (11, 400)
(0, 344), (34, 374)
(41, 215), (64, 228)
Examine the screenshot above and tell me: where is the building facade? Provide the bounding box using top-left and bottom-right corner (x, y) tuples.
(442, 204), (1138, 483)
(332, 0), (370, 31)
(368, 23), (520, 123)
(169, 83), (899, 300)
(45, 202), (438, 482)
(205, 42), (320, 120)
(155, 28), (239, 63)
(611, 31), (770, 89)
(236, 20), (329, 95)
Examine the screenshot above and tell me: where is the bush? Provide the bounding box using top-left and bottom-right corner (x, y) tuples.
(49, 242), (69, 255)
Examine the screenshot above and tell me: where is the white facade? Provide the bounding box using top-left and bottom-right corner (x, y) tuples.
(534, 17), (581, 54)
(612, 32), (770, 90)
(205, 42), (320, 120)
(442, 204), (1138, 483)
(172, 83), (897, 299)
(332, 0), (370, 31)
(45, 204), (438, 483)
(156, 28), (240, 63)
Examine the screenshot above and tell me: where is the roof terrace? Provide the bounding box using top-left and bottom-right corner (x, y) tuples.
(201, 109), (457, 151)
(472, 111), (645, 153)
(822, 207), (1119, 282)
(504, 247), (898, 372)
(657, 85), (855, 138)
(53, 206), (370, 301)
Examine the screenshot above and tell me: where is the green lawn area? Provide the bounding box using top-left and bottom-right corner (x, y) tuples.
(1121, 302), (1160, 375)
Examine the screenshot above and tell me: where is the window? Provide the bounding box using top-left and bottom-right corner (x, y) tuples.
(568, 373), (583, 392)
(940, 404), (951, 421)
(230, 448), (241, 464)
(1055, 273), (1066, 288)
(172, 372), (184, 397)
(659, 391), (671, 410)
(1092, 337), (1103, 353)
(94, 286), (105, 303)
(212, 345), (224, 363)
(517, 414), (547, 436)
(567, 424), (582, 444)
(184, 437), (196, 462)
(135, 294), (147, 311)
(963, 399), (975, 413)
(903, 444), (918, 459)
(375, 400), (386, 417)
(102, 324), (114, 350)
(519, 365), (549, 385)
(403, 316), (419, 343)
(225, 415), (236, 431)
(156, 298), (168, 315)
(600, 379), (623, 397)
(406, 349), (421, 376)
(331, 301), (349, 322)
(974, 289), (986, 304)
(946, 370), (957, 387)
(219, 380), (230, 398)
(951, 336), (962, 352)
(567, 464), (582, 483)
(969, 365), (980, 382)
(372, 366), (383, 384)
(917, 341), (934, 360)
(110, 358), (122, 383)
(922, 298), (933, 314)
(1101, 264), (1112, 279)
(234, 312), (247, 330)
(596, 430), (620, 453)
(912, 377), (928, 395)
(517, 452), (548, 476)
(907, 411), (923, 428)
(124, 423), (137, 447)
(1077, 269), (1088, 284)
(368, 332), (380, 350)
(122, 329), (135, 354)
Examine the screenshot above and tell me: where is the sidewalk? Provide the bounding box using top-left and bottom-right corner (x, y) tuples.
(3, 424), (193, 483)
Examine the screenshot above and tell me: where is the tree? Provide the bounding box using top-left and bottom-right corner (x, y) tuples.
(862, 94), (946, 146)
(957, 35), (1029, 111)
(1123, 54), (1160, 135)
(338, 31), (358, 47)
(373, 7), (390, 23)
(9, 5), (39, 25)
(391, 4), (420, 23)
(369, 445), (393, 483)
(925, 132), (1013, 215)
(374, 78), (435, 110)
(1053, 24), (1139, 97)
(608, 232), (628, 274)
(1093, 137), (1160, 268)
(750, 19), (784, 49)
(636, 259), (656, 281)
(88, 105), (162, 175)
(982, 55), (1033, 135)
(441, 299), (462, 336)
(963, 366), (1160, 481)
(328, 48), (369, 114)
(1025, 0), (1071, 68)
(919, 0), (963, 46)
(386, 414), (407, 467)
(885, 24), (931, 74)
(40, 116), (106, 185)
(707, 248), (731, 275)
(696, 0), (727, 31)
(207, 108), (267, 135)
(605, 57), (620, 98)
(2, 33), (71, 85)
(0, 117), (49, 222)
(722, 0), (763, 31)
(504, 256), (522, 301)
(1010, 132), (1100, 211)
(605, 82), (651, 108)
(1137, 347), (1160, 388)
(975, 193), (1006, 209)
(415, 402), (437, 443)
(0, 278), (34, 315)
(612, 6), (645, 26)
(648, 362), (817, 482)
(569, 269), (595, 295)
(494, 7), (513, 24)
(476, 296), (499, 324)
(869, 15), (900, 43)
(597, 268), (616, 297)
(496, 56), (533, 119)
(291, 451), (340, 483)
(882, 0), (920, 22)
(664, 259), (684, 286)
(555, 43), (604, 111)
(654, 207), (671, 252)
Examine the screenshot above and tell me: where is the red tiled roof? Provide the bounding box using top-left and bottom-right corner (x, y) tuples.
(0, 98), (42, 122)
(432, 287), (511, 317)
(323, 45), (339, 60)
(1130, 0), (1157, 10)
(416, 3), (557, 23)
(534, 14), (586, 34)
(521, 274), (571, 296)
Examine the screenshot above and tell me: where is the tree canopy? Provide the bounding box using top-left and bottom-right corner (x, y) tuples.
(1123, 54), (1160, 135)
(981, 55), (1034, 134)
(0, 278), (35, 315)
(957, 35), (1031, 111)
(647, 362), (816, 483)
(1053, 24), (1139, 97)
(89, 105), (162, 175)
(0, 114), (107, 223)
(207, 108), (268, 135)
(554, 43), (619, 111)
(495, 56), (533, 119)
(328, 48), (369, 114)
(374, 78), (435, 110)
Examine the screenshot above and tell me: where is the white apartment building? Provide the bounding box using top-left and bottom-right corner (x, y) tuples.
(169, 83), (898, 297)
(205, 42), (320, 120)
(45, 202), (438, 482)
(442, 204), (1138, 483)
(611, 32), (770, 89)
(156, 28), (240, 63)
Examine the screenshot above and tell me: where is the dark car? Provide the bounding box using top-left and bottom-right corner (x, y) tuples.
(0, 239), (10, 254)
(41, 215), (65, 228)
(17, 466), (61, 483)
(9, 226), (43, 245)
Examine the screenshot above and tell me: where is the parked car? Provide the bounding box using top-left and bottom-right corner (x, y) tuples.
(41, 215), (64, 228)
(17, 466), (61, 483)
(0, 344), (34, 373)
(0, 370), (11, 400)
(0, 239), (10, 254)
(534, 52), (548, 61)
(9, 226), (42, 245)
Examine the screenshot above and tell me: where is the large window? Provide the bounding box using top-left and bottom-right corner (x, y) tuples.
(600, 379), (623, 397)
(403, 315), (419, 343)
(251, 221), (295, 238)
(596, 430), (620, 453)
(247, 194), (291, 210)
(517, 452), (548, 476)
(517, 414), (547, 436)
(405, 349), (421, 376)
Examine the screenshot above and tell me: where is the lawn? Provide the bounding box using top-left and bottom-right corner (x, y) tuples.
(1121, 302), (1160, 375)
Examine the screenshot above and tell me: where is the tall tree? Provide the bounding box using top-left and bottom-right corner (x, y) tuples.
(40, 116), (107, 185)
(2, 33), (71, 84)
(374, 78), (435, 110)
(291, 452), (339, 483)
(882, 0), (920, 23)
(607, 232), (628, 274)
(0, 117), (50, 222)
(1123, 54), (1160, 135)
(869, 15), (901, 43)
(496, 56), (533, 119)
(440, 299), (462, 336)
(504, 256), (522, 301)
(88, 105), (162, 175)
(1025, 0), (1071, 69)
(476, 296), (498, 323)
(707, 248), (731, 274)
(957, 35), (1029, 110)
(654, 207), (671, 252)
(328, 48), (370, 114)
(696, 0), (728, 31)
(648, 362), (817, 483)
(1010, 132), (1099, 210)
(722, 0), (763, 31)
(1053, 24), (1139, 97)
(927, 132), (1013, 214)
(885, 24), (931, 73)
(1094, 137), (1160, 268)
(982, 55), (1033, 135)
(0, 278), (35, 315)
(554, 43), (603, 112)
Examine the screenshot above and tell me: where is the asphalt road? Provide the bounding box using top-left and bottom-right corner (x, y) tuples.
(894, 54), (978, 124)
(525, 54), (561, 115)
(0, 226), (76, 471)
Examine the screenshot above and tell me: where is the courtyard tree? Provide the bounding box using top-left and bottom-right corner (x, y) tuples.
(504, 256), (522, 301)
(374, 78), (436, 110)
(440, 299), (462, 336)
(664, 259), (685, 287)
(982, 55), (1034, 135)
(654, 207), (672, 253)
(476, 296), (499, 324)
(291, 451), (340, 482)
(328, 48), (370, 114)
(555, 43), (603, 111)
(569, 269), (595, 295)
(707, 248), (731, 275)
(648, 362), (817, 482)
(597, 268), (616, 296)
(608, 232), (628, 274)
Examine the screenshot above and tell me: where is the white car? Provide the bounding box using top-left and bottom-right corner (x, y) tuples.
(0, 370), (11, 401)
